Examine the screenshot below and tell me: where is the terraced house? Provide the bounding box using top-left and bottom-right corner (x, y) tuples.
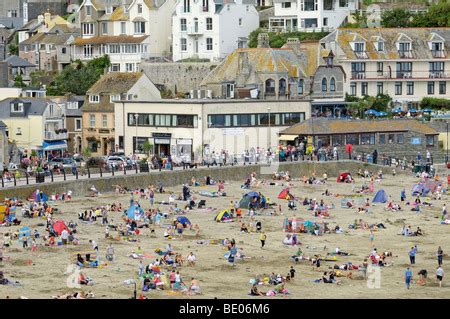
(74, 0), (175, 72)
(81, 72), (161, 156)
(319, 28), (450, 110)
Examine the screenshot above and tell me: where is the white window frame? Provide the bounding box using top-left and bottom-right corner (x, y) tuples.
(181, 38), (187, 51)
(102, 114), (108, 128)
(137, 4), (143, 14)
(11, 102), (24, 113)
(134, 21), (146, 34)
(89, 114), (96, 127)
(89, 95), (100, 103)
(180, 18), (187, 31)
(206, 38), (213, 51)
(83, 23), (94, 36)
(120, 22), (126, 34)
(86, 5), (92, 16)
(75, 118), (82, 131)
(206, 18), (212, 30)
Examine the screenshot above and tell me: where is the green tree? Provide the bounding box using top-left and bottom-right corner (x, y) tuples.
(381, 8), (413, 27)
(248, 28), (330, 48)
(82, 146), (92, 158)
(8, 43), (18, 55)
(420, 97), (450, 110)
(13, 74), (26, 88)
(142, 140), (153, 157)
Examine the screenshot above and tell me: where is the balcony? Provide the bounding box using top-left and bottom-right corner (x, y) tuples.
(187, 27), (202, 36)
(396, 71), (413, 79)
(429, 71), (448, 79)
(351, 72), (366, 79)
(44, 131), (68, 141)
(354, 50), (369, 59)
(432, 50), (446, 58)
(398, 50), (413, 59)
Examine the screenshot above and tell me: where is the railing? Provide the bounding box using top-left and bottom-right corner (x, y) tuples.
(187, 27), (202, 35)
(44, 131), (68, 140)
(396, 71), (413, 79)
(263, 26), (334, 33)
(351, 72), (366, 79)
(72, 52), (150, 61)
(354, 51), (369, 59)
(431, 50), (446, 58)
(350, 70), (450, 80)
(398, 50), (414, 59)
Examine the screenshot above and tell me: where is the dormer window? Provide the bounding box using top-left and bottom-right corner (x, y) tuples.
(398, 42), (412, 58)
(11, 102), (24, 112)
(377, 41), (384, 52)
(353, 42), (367, 59)
(431, 42), (445, 58)
(106, 6), (113, 14)
(110, 95), (120, 103)
(89, 95), (99, 103)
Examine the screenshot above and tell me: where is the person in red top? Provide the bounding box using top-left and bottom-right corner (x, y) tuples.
(346, 144), (353, 160)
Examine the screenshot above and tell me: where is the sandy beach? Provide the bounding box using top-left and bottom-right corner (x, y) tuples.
(0, 170), (449, 299)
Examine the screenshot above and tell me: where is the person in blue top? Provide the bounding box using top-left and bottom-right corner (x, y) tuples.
(405, 267), (413, 289)
(400, 188), (406, 202)
(409, 246), (416, 264)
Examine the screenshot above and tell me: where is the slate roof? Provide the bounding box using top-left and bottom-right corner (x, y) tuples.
(321, 27), (450, 60)
(280, 118), (439, 136)
(0, 98), (50, 118)
(73, 35), (148, 45)
(3, 55), (36, 68)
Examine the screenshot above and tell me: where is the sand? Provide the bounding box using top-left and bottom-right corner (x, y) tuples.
(0, 171), (448, 299)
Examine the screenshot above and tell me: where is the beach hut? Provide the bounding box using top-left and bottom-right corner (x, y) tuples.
(372, 189), (388, 203)
(239, 191), (261, 209)
(214, 210), (232, 222)
(53, 220), (70, 235)
(126, 205), (144, 221)
(278, 188), (295, 200)
(176, 216), (191, 227)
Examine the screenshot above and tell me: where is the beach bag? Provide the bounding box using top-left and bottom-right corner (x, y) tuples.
(228, 255), (235, 263)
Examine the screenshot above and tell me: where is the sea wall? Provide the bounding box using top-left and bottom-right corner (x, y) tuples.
(0, 161), (409, 199)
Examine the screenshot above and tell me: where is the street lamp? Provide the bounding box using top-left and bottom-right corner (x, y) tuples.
(267, 107), (271, 151)
(446, 120), (448, 164)
(134, 113), (139, 155)
(123, 279), (137, 299)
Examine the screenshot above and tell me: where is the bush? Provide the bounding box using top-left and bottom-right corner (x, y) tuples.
(248, 28), (330, 48)
(420, 97), (450, 110)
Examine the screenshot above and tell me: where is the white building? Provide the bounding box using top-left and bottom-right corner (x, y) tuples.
(114, 99), (310, 159)
(319, 28), (450, 109)
(269, 0), (357, 32)
(172, 0), (259, 62)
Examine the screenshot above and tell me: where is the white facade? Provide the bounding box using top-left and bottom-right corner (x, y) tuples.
(114, 99), (310, 159)
(172, 0), (259, 62)
(269, 0), (357, 32)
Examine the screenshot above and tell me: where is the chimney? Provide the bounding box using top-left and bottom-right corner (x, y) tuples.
(44, 12), (52, 25)
(257, 33), (270, 48)
(283, 38), (301, 55)
(238, 51), (250, 75)
(37, 15), (44, 24)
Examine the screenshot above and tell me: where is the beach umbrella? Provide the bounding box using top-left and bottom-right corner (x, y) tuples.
(377, 111), (388, 117)
(365, 109), (379, 116)
(409, 108), (418, 113)
(421, 108), (433, 113)
(391, 107), (403, 113)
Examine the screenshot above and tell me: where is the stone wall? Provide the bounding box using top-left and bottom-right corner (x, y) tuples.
(0, 161), (411, 199)
(141, 62), (218, 94)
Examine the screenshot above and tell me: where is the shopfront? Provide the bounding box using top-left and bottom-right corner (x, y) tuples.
(153, 133), (171, 157)
(176, 138), (193, 161)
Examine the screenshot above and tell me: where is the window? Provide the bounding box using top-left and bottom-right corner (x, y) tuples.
(83, 44), (93, 57)
(323, 18), (328, 26)
(426, 135), (434, 146)
(395, 82), (402, 95)
(377, 62), (383, 75)
(379, 134), (385, 144)
(361, 82), (368, 96)
(133, 137), (148, 153)
(439, 81), (446, 95)
(86, 5), (92, 16)
(388, 134), (395, 144)
(75, 119), (82, 131)
(61, 47), (67, 54)
(11, 102), (24, 112)
(121, 22), (126, 34)
(111, 64), (120, 72)
(411, 137), (421, 145)
(407, 82), (414, 95)
(101, 22), (108, 35)
(321, 78), (327, 92)
(202, 0), (209, 11)
(7, 10), (17, 17)
(102, 115), (108, 127)
(360, 133), (375, 145)
(346, 134), (359, 145)
(377, 82), (383, 95)
(89, 114), (95, 127)
(397, 134), (404, 144)
(238, 18), (242, 26)
(125, 63), (134, 72)
(134, 22), (145, 34)
(89, 95), (99, 103)
(88, 141), (97, 152)
(282, 2), (292, 8)
(396, 62), (412, 78)
(398, 42), (411, 54)
(377, 41), (384, 52)
(332, 135), (344, 146)
(206, 18), (212, 30)
(181, 38), (187, 51)
(183, 0), (190, 12)
(330, 78), (336, 92)
(180, 18), (187, 31)
(109, 44), (120, 54)
(82, 23), (94, 35)
(351, 62), (365, 78)
(298, 79), (304, 95)
(138, 4), (143, 13)
(354, 42), (365, 53)
(350, 82), (356, 96)
(428, 81), (435, 95)
(206, 38), (213, 51)
(339, 0), (348, 6)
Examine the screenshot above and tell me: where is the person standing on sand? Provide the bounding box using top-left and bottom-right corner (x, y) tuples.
(369, 230), (374, 246)
(405, 267), (413, 289)
(409, 247), (416, 265)
(437, 247), (444, 266)
(436, 266), (444, 288)
(260, 232), (266, 249)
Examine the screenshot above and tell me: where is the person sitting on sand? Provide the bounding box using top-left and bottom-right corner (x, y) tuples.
(188, 278), (201, 295)
(250, 284), (264, 296)
(240, 222), (249, 233)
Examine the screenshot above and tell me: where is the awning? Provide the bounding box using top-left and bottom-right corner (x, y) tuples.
(279, 135), (297, 141)
(43, 140), (68, 151)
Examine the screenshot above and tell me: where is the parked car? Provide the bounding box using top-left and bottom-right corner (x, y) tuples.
(48, 158), (75, 170)
(106, 156), (124, 169)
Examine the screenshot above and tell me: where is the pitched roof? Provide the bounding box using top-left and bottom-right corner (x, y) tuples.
(200, 47), (306, 87)
(326, 27), (450, 60)
(73, 35), (148, 45)
(4, 55), (36, 68)
(87, 72), (144, 94)
(21, 32), (74, 46)
(280, 118), (439, 136)
(0, 120), (7, 129)
(0, 98), (50, 118)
